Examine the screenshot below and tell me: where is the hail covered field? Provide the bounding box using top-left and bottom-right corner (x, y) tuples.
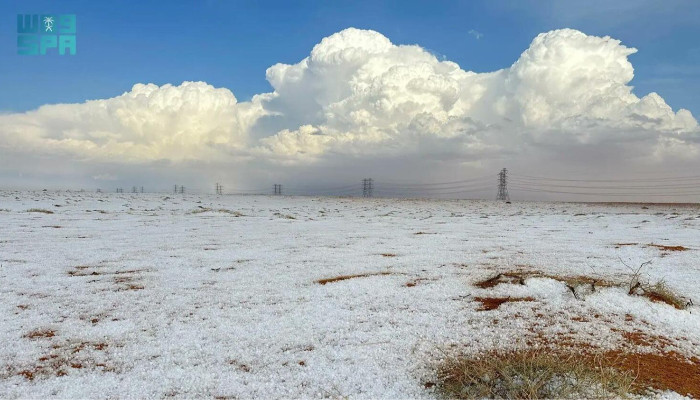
(0, 191), (699, 398)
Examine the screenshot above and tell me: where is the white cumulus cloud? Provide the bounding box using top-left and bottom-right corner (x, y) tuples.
(0, 27), (698, 190)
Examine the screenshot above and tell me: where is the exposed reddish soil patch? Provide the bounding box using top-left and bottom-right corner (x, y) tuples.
(522, 326), (700, 397)
(316, 272), (392, 285)
(474, 296), (535, 311)
(607, 351), (700, 397)
(647, 243), (690, 251)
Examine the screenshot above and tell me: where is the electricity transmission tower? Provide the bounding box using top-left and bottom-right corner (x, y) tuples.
(273, 184), (282, 195)
(362, 178), (374, 197)
(497, 168), (510, 202)
(215, 183), (223, 195)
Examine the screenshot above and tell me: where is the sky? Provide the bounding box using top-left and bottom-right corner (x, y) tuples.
(1, 0), (699, 200)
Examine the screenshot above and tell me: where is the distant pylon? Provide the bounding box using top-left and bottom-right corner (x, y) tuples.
(497, 168), (510, 202)
(362, 178), (373, 197)
(215, 183), (223, 195)
(273, 184), (282, 195)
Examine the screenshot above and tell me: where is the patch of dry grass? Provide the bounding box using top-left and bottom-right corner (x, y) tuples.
(316, 272), (392, 285)
(647, 243), (689, 251)
(26, 208), (54, 214)
(473, 296), (536, 311)
(642, 281), (688, 309)
(435, 349), (635, 399)
(189, 208), (244, 216)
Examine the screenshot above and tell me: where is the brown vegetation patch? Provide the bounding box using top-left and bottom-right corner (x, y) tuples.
(380, 253), (397, 257)
(475, 271), (616, 291)
(68, 267), (147, 277)
(474, 272), (526, 289)
(474, 296), (535, 311)
(614, 242), (638, 248)
(404, 277), (435, 287)
(519, 328), (698, 397)
(437, 326), (700, 399)
(6, 340), (112, 381)
(647, 243), (690, 251)
(634, 281), (689, 310)
(68, 269), (101, 277)
(24, 329), (55, 339)
(316, 272), (392, 285)
(115, 284), (144, 291)
(26, 208), (54, 214)
(436, 349), (635, 399)
(644, 291), (685, 309)
(620, 330), (674, 349)
(227, 360), (251, 372)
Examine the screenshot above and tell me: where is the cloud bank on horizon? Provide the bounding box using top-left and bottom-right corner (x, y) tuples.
(1, 28), (698, 190)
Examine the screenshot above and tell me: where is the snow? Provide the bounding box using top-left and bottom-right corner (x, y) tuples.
(1, 191), (699, 398)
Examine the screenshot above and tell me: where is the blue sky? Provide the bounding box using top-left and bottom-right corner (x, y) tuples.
(1, 0), (699, 116)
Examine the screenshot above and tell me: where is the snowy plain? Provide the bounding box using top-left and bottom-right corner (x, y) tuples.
(0, 191), (699, 398)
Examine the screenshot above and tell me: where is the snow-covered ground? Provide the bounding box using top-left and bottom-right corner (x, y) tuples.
(0, 191), (698, 398)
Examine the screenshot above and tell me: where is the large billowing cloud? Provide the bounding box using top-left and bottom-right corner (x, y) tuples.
(0, 28), (698, 191)
(257, 28), (697, 159)
(0, 81), (264, 162)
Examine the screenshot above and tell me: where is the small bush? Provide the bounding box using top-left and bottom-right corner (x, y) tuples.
(436, 349), (635, 399)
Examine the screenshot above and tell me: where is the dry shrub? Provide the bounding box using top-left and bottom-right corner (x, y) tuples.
(436, 349), (635, 399)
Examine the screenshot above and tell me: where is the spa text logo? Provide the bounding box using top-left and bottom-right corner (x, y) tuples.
(17, 14), (77, 55)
